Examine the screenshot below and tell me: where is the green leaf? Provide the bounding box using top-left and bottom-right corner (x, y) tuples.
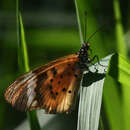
(106, 53), (130, 130)
(107, 53), (130, 86)
(103, 75), (124, 130)
(113, 1), (130, 129)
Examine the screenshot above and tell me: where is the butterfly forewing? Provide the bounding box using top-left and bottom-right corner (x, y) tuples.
(4, 54), (83, 113)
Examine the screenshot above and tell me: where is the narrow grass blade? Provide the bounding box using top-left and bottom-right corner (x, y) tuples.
(18, 14), (30, 72)
(75, 0), (84, 44)
(16, 2), (41, 129)
(113, 0), (127, 56)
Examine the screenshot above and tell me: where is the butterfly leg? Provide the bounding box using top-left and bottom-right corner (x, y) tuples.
(89, 48), (92, 55)
(91, 55), (107, 67)
(90, 55), (107, 72)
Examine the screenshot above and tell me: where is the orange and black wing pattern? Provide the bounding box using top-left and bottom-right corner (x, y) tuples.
(4, 54), (83, 113)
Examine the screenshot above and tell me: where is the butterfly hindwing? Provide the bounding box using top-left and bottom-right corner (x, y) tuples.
(4, 54), (83, 113)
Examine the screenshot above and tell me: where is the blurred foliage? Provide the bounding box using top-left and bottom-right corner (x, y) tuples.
(0, 0), (130, 130)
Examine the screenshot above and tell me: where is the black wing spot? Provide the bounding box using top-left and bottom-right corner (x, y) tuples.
(50, 78), (53, 82)
(68, 90), (72, 93)
(51, 67), (57, 77)
(68, 63), (71, 66)
(62, 88), (66, 92)
(56, 92), (58, 95)
(72, 67), (75, 71)
(60, 74), (63, 78)
(58, 81), (61, 84)
(50, 91), (53, 94)
(50, 91), (56, 99)
(49, 85), (53, 89)
(74, 74), (78, 78)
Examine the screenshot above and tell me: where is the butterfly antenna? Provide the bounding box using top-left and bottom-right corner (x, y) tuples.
(86, 19), (113, 43)
(87, 25), (103, 43)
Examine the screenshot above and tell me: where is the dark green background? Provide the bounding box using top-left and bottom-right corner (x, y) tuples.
(0, 0), (130, 130)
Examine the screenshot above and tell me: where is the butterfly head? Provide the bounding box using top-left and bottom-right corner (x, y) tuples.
(79, 42), (90, 53)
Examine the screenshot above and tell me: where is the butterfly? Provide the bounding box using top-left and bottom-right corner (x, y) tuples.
(4, 42), (95, 114)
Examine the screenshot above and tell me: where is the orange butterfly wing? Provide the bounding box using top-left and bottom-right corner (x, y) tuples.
(4, 54), (83, 113)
